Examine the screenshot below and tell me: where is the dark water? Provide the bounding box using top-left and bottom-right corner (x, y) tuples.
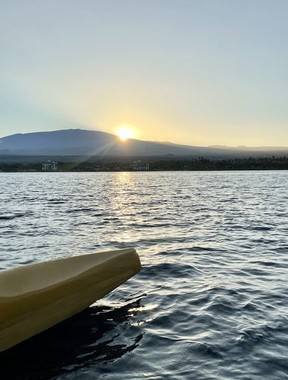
(0, 171), (287, 379)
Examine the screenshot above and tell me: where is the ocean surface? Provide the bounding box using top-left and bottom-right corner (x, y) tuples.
(0, 171), (287, 380)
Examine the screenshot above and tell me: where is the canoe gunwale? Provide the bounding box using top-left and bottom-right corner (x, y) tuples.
(0, 248), (141, 352)
(0, 248), (137, 297)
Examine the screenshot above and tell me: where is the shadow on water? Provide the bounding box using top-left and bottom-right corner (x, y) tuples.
(0, 298), (144, 380)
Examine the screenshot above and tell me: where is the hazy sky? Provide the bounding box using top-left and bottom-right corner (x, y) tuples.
(1, 0), (288, 146)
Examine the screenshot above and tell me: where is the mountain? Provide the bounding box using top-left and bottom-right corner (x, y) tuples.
(0, 129), (224, 157)
(209, 145), (288, 152)
(0, 129), (287, 158)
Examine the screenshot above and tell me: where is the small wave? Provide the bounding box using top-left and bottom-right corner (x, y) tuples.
(48, 200), (67, 204)
(140, 261), (200, 279)
(188, 246), (216, 252)
(190, 342), (224, 359)
(0, 211), (33, 221)
(250, 226), (273, 231)
(205, 297), (237, 315)
(66, 207), (96, 214)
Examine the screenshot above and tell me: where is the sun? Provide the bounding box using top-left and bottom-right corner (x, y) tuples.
(115, 125), (134, 141)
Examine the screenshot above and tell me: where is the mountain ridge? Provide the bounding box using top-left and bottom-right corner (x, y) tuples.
(0, 129), (287, 158)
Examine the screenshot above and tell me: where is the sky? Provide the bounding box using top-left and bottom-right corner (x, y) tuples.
(1, 0), (288, 147)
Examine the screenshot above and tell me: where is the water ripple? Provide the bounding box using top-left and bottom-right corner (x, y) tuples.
(0, 171), (287, 379)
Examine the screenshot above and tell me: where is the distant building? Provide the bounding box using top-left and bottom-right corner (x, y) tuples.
(42, 161), (58, 171)
(131, 160), (150, 171)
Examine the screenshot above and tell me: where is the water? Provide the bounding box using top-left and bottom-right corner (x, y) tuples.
(0, 171), (287, 380)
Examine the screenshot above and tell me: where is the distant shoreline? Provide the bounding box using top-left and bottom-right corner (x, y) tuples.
(0, 156), (288, 172)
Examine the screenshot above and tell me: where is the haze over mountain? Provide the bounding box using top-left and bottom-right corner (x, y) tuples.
(0, 129), (287, 158)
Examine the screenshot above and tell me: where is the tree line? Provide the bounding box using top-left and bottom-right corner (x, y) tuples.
(1, 156), (288, 172)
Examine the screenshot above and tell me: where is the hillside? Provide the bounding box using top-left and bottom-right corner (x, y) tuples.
(0, 129), (287, 158)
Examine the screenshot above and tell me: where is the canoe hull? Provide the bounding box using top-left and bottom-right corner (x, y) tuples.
(0, 248), (141, 352)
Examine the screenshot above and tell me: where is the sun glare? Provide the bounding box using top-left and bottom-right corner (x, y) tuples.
(115, 125), (134, 141)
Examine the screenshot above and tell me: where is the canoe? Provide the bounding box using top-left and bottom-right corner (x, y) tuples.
(0, 248), (141, 352)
